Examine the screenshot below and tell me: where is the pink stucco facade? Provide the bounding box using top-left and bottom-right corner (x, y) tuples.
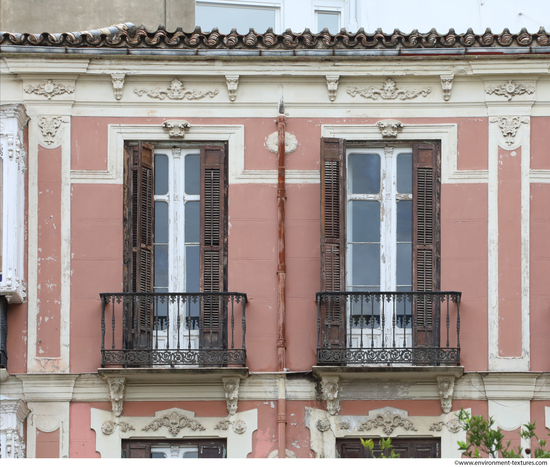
(1, 29), (549, 458)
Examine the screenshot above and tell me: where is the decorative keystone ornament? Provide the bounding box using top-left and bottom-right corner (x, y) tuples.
(348, 79), (431, 100)
(37, 116), (68, 147)
(106, 377), (125, 417)
(376, 120), (404, 137)
(162, 120), (191, 138)
(134, 79), (218, 100)
(142, 411), (206, 436)
(111, 74), (125, 100)
(440, 75), (454, 101)
(436, 376), (455, 414)
(491, 116), (529, 146)
(486, 80), (535, 101)
(321, 376), (340, 416)
(225, 75), (239, 102)
(222, 377), (240, 416)
(326, 75), (339, 102)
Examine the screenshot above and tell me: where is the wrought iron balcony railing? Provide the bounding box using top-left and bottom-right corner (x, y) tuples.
(100, 292), (248, 367)
(316, 291), (461, 366)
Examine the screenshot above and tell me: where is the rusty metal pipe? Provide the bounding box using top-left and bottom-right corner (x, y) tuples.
(276, 110), (287, 458)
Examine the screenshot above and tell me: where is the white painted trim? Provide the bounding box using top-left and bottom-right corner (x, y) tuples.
(26, 402), (70, 458)
(305, 406), (466, 458)
(0, 104), (28, 303)
(72, 123), (318, 186)
(487, 115), (530, 371)
(546, 407), (550, 430)
(91, 407), (258, 458)
(321, 123), (487, 184)
(530, 169), (550, 183)
(26, 111), (71, 373)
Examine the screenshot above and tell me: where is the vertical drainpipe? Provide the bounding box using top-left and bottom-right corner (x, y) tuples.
(276, 99), (287, 458)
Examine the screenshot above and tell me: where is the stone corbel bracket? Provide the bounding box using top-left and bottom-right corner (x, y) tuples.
(162, 120), (191, 138)
(321, 376), (340, 416)
(105, 377), (126, 417)
(376, 120), (404, 138)
(225, 75), (239, 102)
(326, 75), (339, 102)
(437, 376), (455, 414)
(440, 75), (453, 101)
(111, 73), (125, 100)
(222, 377), (240, 416)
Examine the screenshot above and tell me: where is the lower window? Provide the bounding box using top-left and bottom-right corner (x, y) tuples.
(123, 440), (226, 458)
(337, 438), (440, 458)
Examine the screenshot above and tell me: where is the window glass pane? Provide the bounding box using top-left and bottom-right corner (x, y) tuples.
(154, 154), (169, 195)
(196, 3), (276, 34)
(185, 201), (200, 243)
(349, 200), (380, 243)
(396, 200), (412, 242)
(154, 201), (169, 243)
(186, 245), (200, 323)
(350, 243), (380, 286)
(317, 11), (339, 32)
(396, 153), (413, 194)
(185, 154), (200, 195)
(185, 245), (200, 293)
(348, 153), (380, 194)
(183, 451), (199, 458)
(154, 245), (169, 288)
(396, 243), (412, 286)
(151, 452), (167, 458)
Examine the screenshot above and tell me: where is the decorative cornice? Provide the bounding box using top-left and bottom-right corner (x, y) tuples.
(437, 376), (455, 414)
(326, 75), (339, 102)
(440, 74), (453, 101)
(266, 131), (298, 155)
(490, 116), (529, 147)
(134, 79), (218, 100)
(3, 27), (549, 50)
(225, 74), (239, 102)
(348, 79), (431, 101)
(162, 120), (191, 138)
(24, 80), (74, 99)
(358, 411), (417, 435)
(111, 73), (125, 100)
(321, 376), (340, 416)
(142, 411), (206, 436)
(105, 377), (125, 417)
(485, 80), (535, 101)
(222, 377), (240, 416)
(377, 120), (404, 137)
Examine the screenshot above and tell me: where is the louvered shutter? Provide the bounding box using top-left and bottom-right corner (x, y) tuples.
(200, 146), (227, 350)
(320, 138), (346, 349)
(198, 441), (225, 458)
(412, 143), (440, 347)
(123, 142), (155, 351)
(124, 442), (151, 458)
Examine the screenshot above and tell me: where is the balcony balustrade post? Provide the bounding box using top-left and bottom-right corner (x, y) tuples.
(111, 295), (116, 350)
(316, 294), (321, 350)
(100, 295), (106, 353)
(456, 294), (461, 349)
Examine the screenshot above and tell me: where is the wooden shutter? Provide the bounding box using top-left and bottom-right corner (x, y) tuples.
(412, 142), (441, 347)
(198, 441), (225, 458)
(124, 442), (151, 458)
(320, 138), (346, 349)
(123, 142), (155, 351)
(200, 145), (227, 350)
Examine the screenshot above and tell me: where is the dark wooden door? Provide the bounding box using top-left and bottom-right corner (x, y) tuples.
(337, 438), (440, 458)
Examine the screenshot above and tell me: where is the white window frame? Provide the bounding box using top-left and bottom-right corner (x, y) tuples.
(196, 0), (282, 33)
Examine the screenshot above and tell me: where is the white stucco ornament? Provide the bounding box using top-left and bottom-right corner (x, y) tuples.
(266, 131), (298, 155)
